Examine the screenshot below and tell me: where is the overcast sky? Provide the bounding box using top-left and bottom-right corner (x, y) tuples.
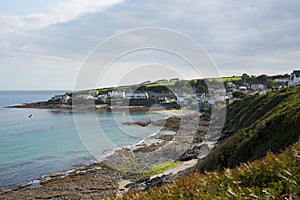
(1, 0), (299, 90)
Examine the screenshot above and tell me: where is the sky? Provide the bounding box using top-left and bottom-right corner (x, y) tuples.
(0, 0), (299, 90)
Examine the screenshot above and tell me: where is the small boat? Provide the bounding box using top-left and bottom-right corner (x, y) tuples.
(28, 114), (33, 118)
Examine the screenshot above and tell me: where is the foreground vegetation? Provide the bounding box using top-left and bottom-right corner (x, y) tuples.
(116, 86), (300, 199)
(118, 139), (300, 199)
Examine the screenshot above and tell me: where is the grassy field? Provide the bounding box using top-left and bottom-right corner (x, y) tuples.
(141, 161), (180, 177)
(144, 82), (176, 87)
(208, 76), (242, 82)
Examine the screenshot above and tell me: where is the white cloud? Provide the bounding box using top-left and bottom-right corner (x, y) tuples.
(0, 0), (124, 31)
(48, 0), (124, 27)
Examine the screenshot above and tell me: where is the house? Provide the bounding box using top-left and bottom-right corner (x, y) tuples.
(170, 78), (180, 82)
(125, 92), (148, 99)
(259, 91), (267, 95)
(75, 94), (95, 100)
(274, 79), (289, 84)
(140, 80), (151, 85)
(149, 93), (176, 99)
(251, 84), (264, 91)
(153, 79), (168, 84)
(97, 94), (108, 101)
(107, 91), (125, 98)
(238, 86), (248, 92)
(51, 94), (70, 104)
(289, 70), (300, 87)
(226, 82), (236, 88)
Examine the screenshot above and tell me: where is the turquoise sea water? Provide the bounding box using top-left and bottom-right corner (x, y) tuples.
(0, 91), (165, 190)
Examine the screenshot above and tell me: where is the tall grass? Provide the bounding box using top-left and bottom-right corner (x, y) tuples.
(117, 140), (300, 199)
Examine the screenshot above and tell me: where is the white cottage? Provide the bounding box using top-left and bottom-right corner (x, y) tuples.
(251, 84), (264, 91)
(289, 70), (300, 87)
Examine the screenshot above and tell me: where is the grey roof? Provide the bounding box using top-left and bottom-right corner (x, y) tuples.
(293, 70), (300, 77)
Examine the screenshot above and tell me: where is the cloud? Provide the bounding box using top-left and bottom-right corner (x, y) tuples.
(0, 0), (124, 31)
(1, 0), (300, 89)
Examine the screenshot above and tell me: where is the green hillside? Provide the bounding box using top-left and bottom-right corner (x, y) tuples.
(199, 86), (300, 171)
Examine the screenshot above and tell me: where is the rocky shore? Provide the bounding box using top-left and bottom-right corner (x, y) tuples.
(6, 101), (164, 113)
(6, 101), (74, 110)
(0, 111), (212, 199)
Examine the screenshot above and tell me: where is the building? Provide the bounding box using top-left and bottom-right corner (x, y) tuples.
(289, 70), (300, 87)
(238, 86), (247, 92)
(251, 84), (264, 90)
(226, 82), (236, 88)
(140, 80), (151, 85)
(107, 91), (125, 98)
(75, 94), (95, 100)
(153, 79), (168, 84)
(97, 94), (108, 101)
(125, 92), (148, 99)
(274, 79), (289, 84)
(170, 78), (179, 82)
(51, 94), (70, 104)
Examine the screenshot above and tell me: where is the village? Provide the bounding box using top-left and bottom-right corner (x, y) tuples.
(49, 70), (300, 111)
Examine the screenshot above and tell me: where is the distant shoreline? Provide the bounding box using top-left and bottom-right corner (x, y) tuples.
(5, 102), (165, 113)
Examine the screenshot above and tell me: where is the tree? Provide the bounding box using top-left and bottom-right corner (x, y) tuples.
(267, 79), (274, 89)
(233, 90), (246, 98)
(196, 85), (208, 94)
(242, 73), (250, 85)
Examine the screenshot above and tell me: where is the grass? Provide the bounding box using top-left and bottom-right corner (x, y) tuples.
(116, 139), (300, 199)
(144, 82), (176, 88)
(199, 86), (300, 171)
(141, 161), (180, 177)
(207, 76), (242, 83)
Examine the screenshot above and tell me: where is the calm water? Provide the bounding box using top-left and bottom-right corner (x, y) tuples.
(0, 91), (165, 190)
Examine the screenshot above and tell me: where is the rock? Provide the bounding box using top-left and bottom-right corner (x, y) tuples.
(144, 175), (168, 190)
(177, 152), (197, 162)
(123, 121), (151, 127)
(158, 134), (174, 141)
(177, 144), (208, 162)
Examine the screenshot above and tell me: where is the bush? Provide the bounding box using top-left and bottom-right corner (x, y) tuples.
(232, 90), (246, 98)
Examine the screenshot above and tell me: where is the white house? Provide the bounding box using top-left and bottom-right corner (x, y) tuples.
(251, 84), (264, 91)
(274, 79), (289, 84)
(289, 70), (300, 87)
(238, 86), (248, 92)
(153, 79), (168, 84)
(125, 92), (148, 99)
(226, 82), (236, 88)
(75, 94), (95, 100)
(170, 78), (180, 82)
(140, 80), (151, 85)
(51, 94), (70, 104)
(107, 91), (125, 98)
(97, 94), (107, 101)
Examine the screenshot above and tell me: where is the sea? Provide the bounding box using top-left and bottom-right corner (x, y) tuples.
(0, 91), (166, 191)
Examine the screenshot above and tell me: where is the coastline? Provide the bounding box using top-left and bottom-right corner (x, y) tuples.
(6, 102), (165, 113)
(0, 108), (210, 199)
